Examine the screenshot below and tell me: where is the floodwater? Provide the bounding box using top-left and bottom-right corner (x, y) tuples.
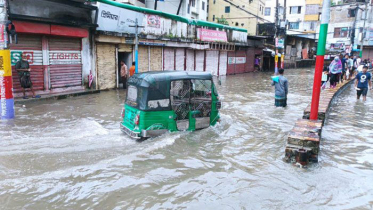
(0, 68), (372, 209)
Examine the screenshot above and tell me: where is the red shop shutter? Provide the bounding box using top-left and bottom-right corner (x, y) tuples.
(186, 49), (195, 71)
(48, 37), (82, 88)
(206, 50), (219, 75)
(175, 48), (185, 71)
(10, 34), (44, 93)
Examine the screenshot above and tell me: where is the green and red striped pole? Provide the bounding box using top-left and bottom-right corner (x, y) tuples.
(310, 0), (330, 120)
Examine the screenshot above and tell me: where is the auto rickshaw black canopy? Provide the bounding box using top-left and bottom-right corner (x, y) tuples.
(126, 71), (213, 111)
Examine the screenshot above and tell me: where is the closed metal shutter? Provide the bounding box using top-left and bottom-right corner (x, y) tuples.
(150, 47), (162, 71)
(206, 50), (219, 75)
(219, 51), (227, 75)
(186, 49), (195, 71)
(138, 45), (149, 73)
(175, 48), (185, 71)
(49, 37), (82, 88)
(10, 35), (44, 93)
(164, 48), (175, 70)
(195, 50), (205, 72)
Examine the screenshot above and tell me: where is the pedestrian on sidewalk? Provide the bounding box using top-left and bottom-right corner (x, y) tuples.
(321, 67), (329, 89)
(355, 65), (372, 102)
(129, 62), (136, 77)
(254, 56), (260, 71)
(340, 54), (346, 82)
(329, 56), (342, 88)
(271, 68), (288, 107)
(346, 55), (353, 80)
(120, 60), (128, 89)
(15, 57), (41, 99)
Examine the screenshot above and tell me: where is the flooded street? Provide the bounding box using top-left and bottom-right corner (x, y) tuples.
(0, 68), (372, 209)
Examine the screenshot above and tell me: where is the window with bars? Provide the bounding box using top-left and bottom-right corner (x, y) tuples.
(290, 6), (302, 14)
(333, 27), (349, 38)
(265, 7), (271, 16)
(289, 22), (300, 29)
(225, 6), (230, 13)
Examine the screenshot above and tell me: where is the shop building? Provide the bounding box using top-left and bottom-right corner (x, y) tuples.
(94, 0), (261, 90)
(7, 0), (96, 97)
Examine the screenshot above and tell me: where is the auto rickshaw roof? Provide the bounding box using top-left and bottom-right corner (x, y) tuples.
(128, 71), (213, 88)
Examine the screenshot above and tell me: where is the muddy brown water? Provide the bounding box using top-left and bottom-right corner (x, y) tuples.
(0, 68), (372, 209)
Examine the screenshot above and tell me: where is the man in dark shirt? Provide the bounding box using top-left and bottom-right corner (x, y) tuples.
(15, 57), (40, 99)
(355, 65), (372, 101)
(340, 54), (346, 82)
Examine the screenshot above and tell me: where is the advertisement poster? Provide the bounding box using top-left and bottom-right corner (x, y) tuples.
(96, 3), (144, 34)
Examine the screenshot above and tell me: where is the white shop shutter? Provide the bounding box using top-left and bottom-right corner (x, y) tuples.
(175, 48), (185, 71)
(195, 50), (205, 72)
(219, 51), (227, 76)
(186, 49), (195, 71)
(48, 37), (82, 88)
(206, 50), (219, 76)
(164, 48), (175, 70)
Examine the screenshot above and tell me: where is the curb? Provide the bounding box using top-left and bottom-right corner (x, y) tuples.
(14, 90), (101, 105)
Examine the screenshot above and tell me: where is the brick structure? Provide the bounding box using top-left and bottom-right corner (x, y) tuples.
(285, 79), (354, 166)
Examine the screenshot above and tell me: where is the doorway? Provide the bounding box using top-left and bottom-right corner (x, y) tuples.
(118, 52), (132, 89)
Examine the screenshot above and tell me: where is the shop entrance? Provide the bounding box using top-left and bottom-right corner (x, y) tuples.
(118, 52), (132, 89)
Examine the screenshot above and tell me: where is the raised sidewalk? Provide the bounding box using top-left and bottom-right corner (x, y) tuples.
(285, 79), (354, 165)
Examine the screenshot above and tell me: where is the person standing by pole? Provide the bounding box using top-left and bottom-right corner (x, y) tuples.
(309, 0), (330, 120)
(0, 0), (15, 119)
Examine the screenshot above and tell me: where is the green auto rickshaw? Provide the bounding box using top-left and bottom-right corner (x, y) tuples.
(120, 71), (221, 139)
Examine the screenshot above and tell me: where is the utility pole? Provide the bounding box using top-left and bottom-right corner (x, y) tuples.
(154, 0), (158, 10)
(177, 0), (184, 15)
(310, 0), (330, 120)
(0, 0), (14, 120)
(129, 18), (144, 74)
(274, 0), (279, 74)
(351, 5), (359, 54)
(282, 0), (287, 69)
(360, 2), (368, 57)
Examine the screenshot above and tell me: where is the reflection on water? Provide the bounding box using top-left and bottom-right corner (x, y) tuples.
(0, 69), (372, 209)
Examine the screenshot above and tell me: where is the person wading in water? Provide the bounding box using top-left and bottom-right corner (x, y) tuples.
(15, 56), (41, 99)
(355, 65), (372, 102)
(271, 68), (288, 107)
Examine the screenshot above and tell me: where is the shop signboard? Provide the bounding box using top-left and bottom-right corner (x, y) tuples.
(228, 57), (246, 64)
(198, 28), (227, 42)
(49, 51), (81, 65)
(10, 51), (38, 65)
(97, 2), (144, 34)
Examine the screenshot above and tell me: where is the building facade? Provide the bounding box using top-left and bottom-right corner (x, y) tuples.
(146, 0), (208, 20)
(113, 0), (145, 7)
(7, 0), (96, 97)
(93, 1), (262, 90)
(263, 0), (322, 37)
(325, 0), (371, 57)
(207, 0), (266, 35)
